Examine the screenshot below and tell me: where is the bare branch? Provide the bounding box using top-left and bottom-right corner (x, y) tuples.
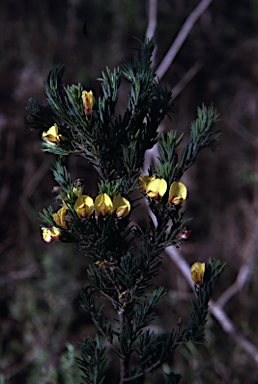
(145, 0), (158, 40)
(145, 0), (158, 67)
(216, 216), (258, 308)
(156, 0), (213, 80)
(166, 246), (258, 366)
(209, 301), (258, 364)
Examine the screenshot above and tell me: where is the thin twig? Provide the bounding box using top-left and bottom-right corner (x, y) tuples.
(209, 301), (258, 364)
(156, 0), (213, 80)
(216, 216), (258, 308)
(166, 246), (258, 366)
(145, 0), (158, 67)
(91, 314), (124, 359)
(145, 0), (158, 40)
(119, 309), (126, 384)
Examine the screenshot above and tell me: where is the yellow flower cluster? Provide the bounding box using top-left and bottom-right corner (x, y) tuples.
(138, 175), (187, 204)
(71, 191), (131, 219)
(191, 262), (205, 285)
(42, 192), (130, 243)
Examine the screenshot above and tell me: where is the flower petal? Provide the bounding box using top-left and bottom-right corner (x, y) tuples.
(168, 181), (187, 204)
(146, 178), (167, 200)
(53, 205), (67, 228)
(138, 175), (156, 193)
(113, 194), (131, 218)
(95, 193), (113, 216)
(82, 90), (94, 117)
(74, 195), (95, 218)
(42, 123), (63, 146)
(191, 262), (205, 285)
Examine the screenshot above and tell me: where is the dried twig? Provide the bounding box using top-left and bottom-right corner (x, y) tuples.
(145, 0), (158, 67)
(145, 0), (158, 40)
(166, 246), (258, 366)
(216, 215), (258, 308)
(156, 0), (213, 80)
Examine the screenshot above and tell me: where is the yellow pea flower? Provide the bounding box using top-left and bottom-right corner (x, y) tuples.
(191, 262), (205, 285)
(74, 194), (95, 218)
(168, 181), (187, 205)
(113, 194), (131, 218)
(42, 227), (62, 243)
(146, 178), (167, 201)
(138, 175), (156, 193)
(95, 193), (113, 216)
(53, 205), (68, 228)
(42, 123), (64, 146)
(82, 90), (94, 117)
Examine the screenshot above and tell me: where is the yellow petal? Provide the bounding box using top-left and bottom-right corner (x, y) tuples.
(95, 193), (113, 216)
(42, 226), (62, 243)
(168, 181), (187, 204)
(113, 194), (131, 218)
(42, 123), (63, 146)
(52, 227), (62, 240)
(191, 262), (205, 285)
(82, 90), (95, 117)
(146, 178), (167, 200)
(138, 175), (156, 193)
(53, 205), (67, 228)
(42, 228), (52, 243)
(74, 195), (95, 218)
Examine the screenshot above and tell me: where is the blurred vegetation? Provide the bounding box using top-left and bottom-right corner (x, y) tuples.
(1, 0), (258, 383)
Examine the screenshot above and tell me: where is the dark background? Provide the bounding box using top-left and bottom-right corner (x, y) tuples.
(1, 0), (258, 383)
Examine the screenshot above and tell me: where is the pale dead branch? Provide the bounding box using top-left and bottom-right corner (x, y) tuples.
(166, 246), (258, 366)
(145, 0), (158, 40)
(215, 216), (258, 308)
(145, 0), (158, 67)
(156, 0), (213, 80)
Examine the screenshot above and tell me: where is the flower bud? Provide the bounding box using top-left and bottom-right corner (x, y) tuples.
(168, 181), (187, 205)
(191, 262), (205, 285)
(82, 90), (94, 117)
(95, 193), (113, 216)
